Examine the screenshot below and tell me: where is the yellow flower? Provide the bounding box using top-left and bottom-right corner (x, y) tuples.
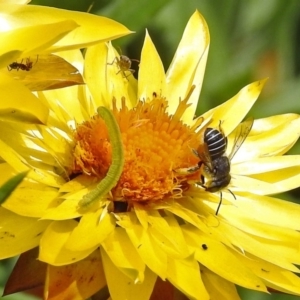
(2, 9), (300, 300)
(0, 3), (132, 122)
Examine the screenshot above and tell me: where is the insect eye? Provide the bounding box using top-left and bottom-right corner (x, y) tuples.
(213, 167), (218, 174)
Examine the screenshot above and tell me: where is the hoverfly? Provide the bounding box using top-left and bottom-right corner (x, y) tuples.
(188, 118), (254, 215)
(7, 56), (38, 71)
(107, 54), (139, 78)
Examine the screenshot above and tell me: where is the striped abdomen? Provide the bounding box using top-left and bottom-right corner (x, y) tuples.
(204, 128), (227, 160)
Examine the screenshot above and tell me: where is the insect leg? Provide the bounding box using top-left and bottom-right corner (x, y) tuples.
(215, 192), (223, 215)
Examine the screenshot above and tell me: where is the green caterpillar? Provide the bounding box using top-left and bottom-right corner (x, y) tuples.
(78, 107), (124, 209)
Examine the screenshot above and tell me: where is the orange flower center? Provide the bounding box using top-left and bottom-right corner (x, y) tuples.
(72, 93), (202, 203)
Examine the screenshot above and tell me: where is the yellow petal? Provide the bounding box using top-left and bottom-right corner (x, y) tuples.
(39, 220), (96, 265)
(3, 180), (58, 218)
(222, 212), (300, 244)
(100, 248), (156, 300)
(66, 209), (115, 252)
(201, 267), (241, 300)
(0, 139), (64, 188)
(232, 114), (300, 162)
(162, 201), (208, 230)
(138, 30), (166, 100)
(0, 73), (48, 123)
(0, 207), (50, 258)
(45, 250), (106, 300)
(85, 42), (137, 110)
(147, 210), (190, 259)
(41, 86), (86, 124)
(6, 54), (84, 91)
(118, 213), (168, 279)
(59, 175), (95, 193)
(219, 221), (299, 272)
(201, 79), (267, 134)
(43, 184), (107, 220)
(183, 225), (267, 292)
(233, 172), (300, 195)
(1, 0), (30, 3)
(0, 20), (78, 68)
(102, 227), (145, 283)
(225, 193), (300, 231)
(233, 156), (300, 175)
(0, 4), (132, 52)
(238, 252), (300, 295)
(167, 256), (209, 300)
(166, 10), (210, 122)
(85, 43), (110, 109)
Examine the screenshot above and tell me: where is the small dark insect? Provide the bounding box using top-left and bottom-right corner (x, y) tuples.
(7, 56), (38, 71)
(108, 54), (139, 78)
(202, 244), (208, 250)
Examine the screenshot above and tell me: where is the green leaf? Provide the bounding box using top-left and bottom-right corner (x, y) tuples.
(0, 171), (28, 205)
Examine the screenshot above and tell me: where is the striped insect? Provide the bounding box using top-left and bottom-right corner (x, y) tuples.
(78, 107), (124, 210)
(179, 118), (253, 215)
(195, 118), (254, 214)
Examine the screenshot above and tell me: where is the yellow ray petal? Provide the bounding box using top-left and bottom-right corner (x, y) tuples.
(117, 213), (168, 279)
(232, 173), (300, 195)
(41, 86), (86, 124)
(59, 174), (95, 193)
(84, 43), (109, 108)
(147, 211), (190, 259)
(0, 73), (48, 123)
(219, 221), (299, 273)
(100, 248), (156, 300)
(202, 79), (267, 134)
(85, 43), (137, 110)
(66, 209), (115, 252)
(41, 195), (81, 220)
(102, 227), (145, 283)
(166, 10), (210, 122)
(167, 256), (209, 300)
(0, 4), (132, 53)
(39, 220), (96, 265)
(222, 213), (300, 243)
(0, 139), (64, 187)
(2, 181), (58, 218)
(232, 156), (300, 175)
(201, 267), (241, 300)
(183, 225), (267, 292)
(6, 54), (84, 92)
(0, 20), (78, 68)
(45, 250), (106, 300)
(224, 193), (300, 231)
(0, 207), (50, 258)
(138, 30), (166, 100)
(56, 48), (84, 74)
(232, 115), (300, 162)
(237, 252), (300, 296)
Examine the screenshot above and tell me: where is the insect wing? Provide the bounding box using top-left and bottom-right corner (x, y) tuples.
(228, 117), (254, 160)
(197, 142), (213, 170)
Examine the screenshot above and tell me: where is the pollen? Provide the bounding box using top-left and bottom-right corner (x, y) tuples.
(72, 91), (203, 203)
